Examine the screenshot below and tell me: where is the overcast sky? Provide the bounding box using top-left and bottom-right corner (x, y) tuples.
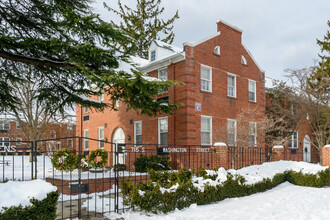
(93, 0), (329, 82)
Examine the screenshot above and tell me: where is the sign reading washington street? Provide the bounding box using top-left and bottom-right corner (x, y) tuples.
(162, 148), (187, 153)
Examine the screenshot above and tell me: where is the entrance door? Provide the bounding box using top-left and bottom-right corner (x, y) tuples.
(303, 135), (311, 162)
(112, 127), (125, 165)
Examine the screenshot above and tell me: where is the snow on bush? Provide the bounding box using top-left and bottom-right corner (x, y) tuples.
(0, 179), (57, 211)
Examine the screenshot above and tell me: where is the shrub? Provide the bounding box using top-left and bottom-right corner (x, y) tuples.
(114, 163), (127, 171)
(134, 154), (172, 172)
(0, 191), (59, 220)
(122, 167), (329, 214)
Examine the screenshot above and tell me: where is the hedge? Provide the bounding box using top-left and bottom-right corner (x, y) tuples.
(122, 167), (329, 214)
(0, 191), (59, 220)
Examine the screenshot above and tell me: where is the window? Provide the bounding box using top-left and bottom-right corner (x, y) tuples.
(0, 137), (10, 147)
(248, 80), (256, 102)
(134, 121), (142, 146)
(115, 99), (120, 107)
(201, 65), (212, 92)
(151, 50), (156, 61)
(84, 106), (89, 113)
(67, 124), (73, 132)
(50, 130), (56, 139)
(241, 55), (247, 65)
(0, 122), (10, 130)
(67, 139), (73, 148)
(16, 137), (22, 145)
(227, 74), (236, 98)
(227, 119), (237, 146)
(56, 142), (61, 150)
(158, 117), (168, 146)
(98, 92), (104, 102)
(158, 68), (168, 93)
(98, 127), (104, 148)
(201, 116), (212, 145)
(249, 122), (257, 147)
(289, 131), (298, 148)
(214, 46), (220, 55)
(84, 129), (89, 150)
(16, 122), (21, 129)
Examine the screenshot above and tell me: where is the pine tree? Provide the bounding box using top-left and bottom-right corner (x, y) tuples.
(0, 0), (179, 116)
(105, 0), (179, 59)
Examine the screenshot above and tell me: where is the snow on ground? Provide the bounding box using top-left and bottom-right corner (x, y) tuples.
(0, 179), (57, 211)
(106, 182), (330, 220)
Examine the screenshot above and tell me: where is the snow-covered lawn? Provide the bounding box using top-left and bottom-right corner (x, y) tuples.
(107, 182), (330, 220)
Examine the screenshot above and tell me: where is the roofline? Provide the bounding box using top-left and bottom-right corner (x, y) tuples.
(138, 52), (185, 73)
(216, 19), (243, 33)
(183, 32), (221, 47)
(242, 43), (265, 73)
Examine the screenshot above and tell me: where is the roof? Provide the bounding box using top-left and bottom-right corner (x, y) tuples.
(153, 40), (183, 53)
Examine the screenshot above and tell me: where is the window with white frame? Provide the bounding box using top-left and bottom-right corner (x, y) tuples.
(241, 55), (247, 65)
(249, 122), (257, 147)
(67, 139), (73, 148)
(214, 46), (220, 55)
(0, 137), (10, 147)
(98, 127), (104, 148)
(201, 116), (212, 145)
(288, 131), (298, 148)
(248, 80), (256, 102)
(84, 106), (89, 113)
(201, 65), (212, 92)
(67, 124), (73, 132)
(16, 137), (22, 145)
(16, 122), (21, 129)
(84, 129), (89, 149)
(158, 68), (168, 93)
(158, 117), (168, 146)
(0, 122), (10, 130)
(134, 121), (142, 146)
(227, 119), (237, 146)
(227, 74), (236, 97)
(98, 92), (104, 102)
(50, 130), (56, 139)
(150, 50), (156, 61)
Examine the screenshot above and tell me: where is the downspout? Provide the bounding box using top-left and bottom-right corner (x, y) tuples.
(171, 60), (175, 146)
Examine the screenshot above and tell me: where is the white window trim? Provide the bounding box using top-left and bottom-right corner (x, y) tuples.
(227, 73), (237, 98)
(0, 137), (10, 146)
(98, 127), (104, 148)
(249, 122), (257, 147)
(67, 139), (73, 148)
(241, 55), (247, 65)
(201, 115), (212, 146)
(214, 46), (220, 55)
(16, 137), (22, 145)
(0, 122), (10, 130)
(150, 50), (156, 62)
(158, 68), (168, 94)
(16, 122), (21, 129)
(158, 117), (168, 145)
(248, 79), (257, 102)
(134, 121), (142, 146)
(84, 129), (89, 150)
(227, 118), (237, 146)
(289, 131), (299, 149)
(201, 64), (212, 92)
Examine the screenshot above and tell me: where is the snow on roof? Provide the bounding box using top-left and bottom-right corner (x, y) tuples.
(154, 40), (183, 53)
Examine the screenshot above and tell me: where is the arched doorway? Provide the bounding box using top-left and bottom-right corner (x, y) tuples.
(303, 135), (311, 162)
(112, 127), (125, 165)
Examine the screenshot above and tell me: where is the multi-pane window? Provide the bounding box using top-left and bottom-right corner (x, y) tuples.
(289, 131), (298, 148)
(98, 93), (104, 102)
(98, 127), (104, 148)
(248, 80), (256, 102)
(16, 122), (21, 129)
(201, 116), (212, 145)
(67, 139), (73, 148)
(16, 137), (22, 145)
(84, 129), (89, 150)
(0, 122), (10, 130)
(0, 137), (10, 147)
(50, 130), (56, 139)
(158, 117), (168, 146)
(201, 65), (212, 92)
(227, 119), (237, 146)
(249, 122), (257, 147)
(227, 74), (236, 97)
(151, 50), (156, 61)
(158, 68), (168, 93)
(67, 124), (73, 132)
(241, 55), (247, 65)
(134, 121), (142, 146)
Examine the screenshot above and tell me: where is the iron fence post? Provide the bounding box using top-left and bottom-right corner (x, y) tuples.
(31, 142), (34, 179)
(78, 137), (82, 219)
(34, 141), (37, 179)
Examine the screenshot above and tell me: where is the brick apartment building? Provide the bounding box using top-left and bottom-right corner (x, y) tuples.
(0, 115), (76, 153)
(76, 20), (266, 157)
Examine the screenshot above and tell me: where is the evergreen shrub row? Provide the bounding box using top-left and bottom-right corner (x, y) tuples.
(0, 191), (59, 220)
(134, 154), (172, 172)
(122, 167), (329, 214)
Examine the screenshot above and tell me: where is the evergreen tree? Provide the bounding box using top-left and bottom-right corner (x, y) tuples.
(105, 0), (179, 59)
(0, 0), (179, 116)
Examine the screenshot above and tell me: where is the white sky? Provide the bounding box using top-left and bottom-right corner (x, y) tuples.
(93, 0), (330, 82)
